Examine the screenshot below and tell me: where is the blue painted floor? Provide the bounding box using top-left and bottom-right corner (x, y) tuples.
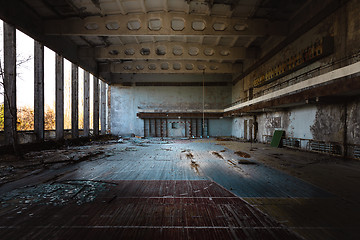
(61, 139), (332, 198)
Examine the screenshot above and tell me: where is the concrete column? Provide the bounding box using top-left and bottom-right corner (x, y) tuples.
(55, 54), (64, 140)
(3, 23), (17, 146)
(107, 85), (111, 134)
(100, 81), (106, 135)
(34, 41), (45, 141)
(71, 64), (78, 138)
(93, 77), (99, 136)
(83, 71), (90, 137)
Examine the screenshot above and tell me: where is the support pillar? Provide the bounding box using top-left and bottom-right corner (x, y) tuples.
(83, 71), (90, 137)
(93, 77), (99, 136)
(166, 119), (168, 137)
(71, 64), (78, 138)
(107, 85), (111, 134)
(100, 81), (106, 135)
(343, 102), (348, 157)
(55, 54), (64, 140)
(3, 23), (17, 146)
(34, 41), (44, 141)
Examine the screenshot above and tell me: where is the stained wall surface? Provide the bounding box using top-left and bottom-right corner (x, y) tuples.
(232, 0), (360, 102)
(230, 0), (360, 149)
(110, 85), (232, 136)
(231, 99), (360, 152)
(109, 0), (360, 145)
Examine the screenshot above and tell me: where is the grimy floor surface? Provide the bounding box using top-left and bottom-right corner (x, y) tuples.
(0, 138), (359, 239)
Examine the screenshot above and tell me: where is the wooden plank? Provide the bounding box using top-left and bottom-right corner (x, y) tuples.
(0, 180), (301, 239)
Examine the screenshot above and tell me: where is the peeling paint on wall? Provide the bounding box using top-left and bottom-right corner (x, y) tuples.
(265, 116), (282, 129)
(310, 104), (345, 142)
(347, 98), (360, 145)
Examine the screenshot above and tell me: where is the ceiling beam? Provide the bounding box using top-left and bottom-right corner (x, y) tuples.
(79, 42), (257, 61)
(43, 12), (288, 36)
(99, 61), (241, 74)
(0, 0), (98, 76)
(106, 73), (233, 84)
(233, 0), (350, 84)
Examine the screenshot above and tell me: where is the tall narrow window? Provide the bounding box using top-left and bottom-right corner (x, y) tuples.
(64, 59), (71, 130)
(44, 47), (55, 132)
(89, 73), (94, 131)
(16, 29), (34, 131)
(78, 67), (84, 131)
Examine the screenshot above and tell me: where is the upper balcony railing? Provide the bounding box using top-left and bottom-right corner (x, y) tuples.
(226, 51), (360, 109)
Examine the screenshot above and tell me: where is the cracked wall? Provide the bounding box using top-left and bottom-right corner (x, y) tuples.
(310, 104), (345, 142)
(231, 100), (360, 152)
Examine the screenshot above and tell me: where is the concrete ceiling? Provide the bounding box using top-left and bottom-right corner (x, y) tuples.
(1, 0), (320, 83)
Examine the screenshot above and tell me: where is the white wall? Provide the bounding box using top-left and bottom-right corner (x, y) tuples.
(208, 118), (232, 137)
(110, 84), (231, 136)
(231, 105), (318, 144)
(230, 103), (358, 151)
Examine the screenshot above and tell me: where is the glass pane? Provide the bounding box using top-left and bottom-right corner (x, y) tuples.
(78, 68), (84, 130)
(44, 47), (55, 131)
(16, 29), (34, 131)
(89, 73), (93, 130)
(64, 59), (71, 130)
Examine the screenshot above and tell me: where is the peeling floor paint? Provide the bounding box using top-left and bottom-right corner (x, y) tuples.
(0, 138), (360, 239)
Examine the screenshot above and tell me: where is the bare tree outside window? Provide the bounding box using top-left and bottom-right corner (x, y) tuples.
(0, 21), (32, 153)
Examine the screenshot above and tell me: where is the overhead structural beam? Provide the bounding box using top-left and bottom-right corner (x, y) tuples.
(3, 23), (17, 146)
(233, 0), (350, 84)
(99, 61), (241, 74)
(43, 13), (288, 36)
(0, 0), (98, 76)
(106, 73), (233, 84)
(80, 42), (257, 62)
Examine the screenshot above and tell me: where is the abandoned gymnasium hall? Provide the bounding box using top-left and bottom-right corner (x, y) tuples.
(0, 0), (360, 239)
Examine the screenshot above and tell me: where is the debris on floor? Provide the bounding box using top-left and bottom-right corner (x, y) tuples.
(186, 152), (194, 160)
(234, 150), (251, 158)
(238, 159), (258, 165)
(0, 138), (115, 186)
(1, 137), (360, 240)
(211, 151), (224, 159)
(0, 180), (112, 207)
(190, 160), (201, 175)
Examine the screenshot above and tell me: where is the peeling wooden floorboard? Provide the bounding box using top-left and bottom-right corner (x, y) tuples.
(0, 180), (301, 240)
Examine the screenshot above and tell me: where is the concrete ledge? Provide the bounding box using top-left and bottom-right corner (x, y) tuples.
(137, 112), (224, 119)
(225, 61), (360, 112)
